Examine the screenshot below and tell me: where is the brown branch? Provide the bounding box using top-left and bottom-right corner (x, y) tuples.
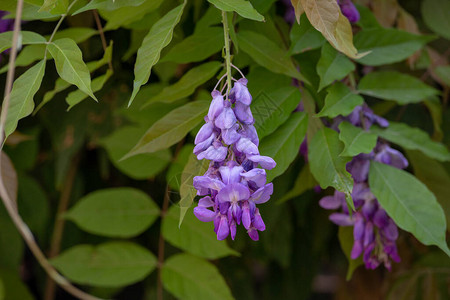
(44, 154), (81, 300)
(0, 1), (103, 299)
(92, 10), (113, 71)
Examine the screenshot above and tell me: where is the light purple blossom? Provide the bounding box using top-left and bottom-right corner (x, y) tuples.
(192, 74), (276, 241)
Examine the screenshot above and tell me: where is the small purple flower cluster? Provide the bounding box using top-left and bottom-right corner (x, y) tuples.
(192, 78), (276, 241)
(320, 104), (406, 270)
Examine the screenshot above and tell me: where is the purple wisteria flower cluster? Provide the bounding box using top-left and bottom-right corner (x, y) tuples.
(192, 77), (276, 241)
(0, 11), (14, 62)
(320, 104), (406, 270)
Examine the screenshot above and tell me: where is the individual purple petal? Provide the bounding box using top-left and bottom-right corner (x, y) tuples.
(231, 78), (252, 105)
(230, 220), (237, 240)
(228, 202), (242, 224)
(236, 138), (259, 155)
(216, 214), (230, 240)
(197, 144), (228, 162)
(373, 209), (389, 228)
(208, 91), (224, 121)
(384, 241), (401, 263)
(351, 239), (363, 259)
(247, 155), (276, 170)
(215, 107), (236, 129)
(375, 145), (408, 169)
(193, 176), (225, 191)
(221, 123), (241, 145)
(374, 115), (389, 128)
(241, 124), (259, 146)
(194, 133), (215, 155)
(242, 201), (252, 229)
(247, 227), (259, 241)
(353, 215), (365, 240)
(194, 206), (216, 222)
(362, 199), (377, 220)
(363, 222), (374, 247)
(382, 220), (399, 241)
(249, 183), (273, 204)
(234, 102), (254, 125)
(240, 168), (266, 188)
(253, 208), (266, 231)
(216, 183), (250, 203)
(195, 122), (214, 144)
(346, 154), (371, 182)
(319, 195), (342, 210)
(219, 163), (244, 184)
(329, 213), (353, 226)
(198, 196), (214, 208)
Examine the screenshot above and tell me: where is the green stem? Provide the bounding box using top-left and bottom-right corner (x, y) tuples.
(44, 0), (79, 58)
(222, 11), (232, 99)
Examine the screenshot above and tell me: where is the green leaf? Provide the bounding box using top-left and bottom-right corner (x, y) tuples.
(259, 112), (308, 181)
(100, 126), (171, 179)
(358, 71), (438, 104)
(290, 13), (325, 54)
(39, 0), (68, 14)
(101, 0), (163, 30)
(35, 41), (112, 113)
(178, 153), (209, 226)
(354, 28), (434, 66)
(5, 60), (45, 139)
(371, 122), (450, 162)
(65, 187), (159, 238)
(408, 150), (450, 231)
(422, 0), (450, 40)
(338, 122), (377, 157)
(142, 62), (221, 106)
(163, 206), (238, 259)
(73, 0), (146, 15)
(0, 31), (46, 52)
(309, 127), (354, 208)
(237, 30), (308, 83)
(162, 253), (234, 300)
(207, 0), (264, 21)
(47, 38), (97, 101)
(124, 101), (209, 159)
(316, 82), (363, 118)
(51, 242), (157, 287)
(338, 226), (363, 280)
(317, 43), (355, 91)
(369, 161), (450, 256)
(66, 69), (112, 110)
(129, 1), (186, 106)
(161, 27), (224, 63)
(253, 86), (302, 139)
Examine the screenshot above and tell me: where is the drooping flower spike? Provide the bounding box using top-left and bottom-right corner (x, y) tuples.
(193, 71), (276, 241)
(320, 105), (405, 270)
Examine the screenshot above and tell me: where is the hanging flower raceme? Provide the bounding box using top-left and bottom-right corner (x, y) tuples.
(320, 104), (406, 270)
(192, 76), (276, 241)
